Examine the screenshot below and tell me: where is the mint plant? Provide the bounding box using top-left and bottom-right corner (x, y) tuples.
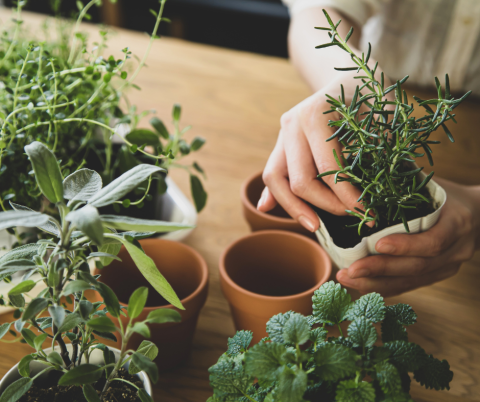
(316, 10), (470, 234)
(208, 281), (453, 402)
(0, 141), (191, 402)
(0, 0), (207, 221)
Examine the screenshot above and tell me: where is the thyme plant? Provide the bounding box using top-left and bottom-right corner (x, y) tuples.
(0, 141), (191, 402)
(316, 10), (471, 234)
(0, 0), (207, 218)
(208, 281), (453, 402)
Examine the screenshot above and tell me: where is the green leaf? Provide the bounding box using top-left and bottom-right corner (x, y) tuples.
(87, 316), (117, 332)
(98, 241), (122, 267)
(9, 294), (25, 308)
(190, 137), (205, 151)
(244, 342), (285, 382)
(18, 354), (34, 377)
(62, 280), (91, 296)
(348, 317), (377, 348)
(209, 354), (252, 400)
(8, 280), (36, 296)
(100, 215), (192, 233)
(129, 340), (159, 375)
(9, 202), (60, 236)
(335, 379), (375, 402)
(24, 142), (64, 203)
(385, 304), (417, 326)
(34, 333), (48, 352)
(145, 308), (181, 324)
(137, 389), (153, 402)
(47, 351), (64, 367)
(131, 322), (151, 338)
(190, 174), (207, 212)
(21, 328), (36, 349)
(58, 364), (103, 386)
(266, 311), (293, 344)
(58, 312), (84, 333)
(128, 287), (148, 319)
(48, 306), (65, 329)
(376, 361), (402, 395)
(172, 104), (181, 121)
(381, 314), (408, 343)
(283, 313), (310, 345)
(96, 282), (121, 318)
(23, 297), (49, 321)
(384, 341), (427, 372)
(0, 323), (11, 340)
(276, 367), (307, 402)
(88, 164), (165, 208)
(126, 129), (160, 146)
(314, 344), (358, 381)
(227, 330), (253, 356)
(63, 169), (103, 203)
(0, 377), (33, 402)
(83, 384), (101, 402)
(313, 281), (352, 325)
(0, 244), (41, 265)
(0, 259), (36, 275)
(150, 117), (169, 139)
(0, 210), (49, 231)
(346, 293), (385, 323)
(132, 352), (159, 383)
(66, 205), (104, 245)
(413, 355), (453, 390)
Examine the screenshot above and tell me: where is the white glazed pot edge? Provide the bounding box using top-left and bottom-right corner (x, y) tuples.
(315, 177), (446, 269)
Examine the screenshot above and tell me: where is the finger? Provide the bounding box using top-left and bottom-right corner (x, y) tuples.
(281, 118), (348, 216)
(375, 204), (457, 257)
(257, 186), (278, 212)
(337, 263), (460, 297)
(262, 137), (320, 232)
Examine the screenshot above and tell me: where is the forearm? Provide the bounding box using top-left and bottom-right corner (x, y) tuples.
(467, 184), (480, 250)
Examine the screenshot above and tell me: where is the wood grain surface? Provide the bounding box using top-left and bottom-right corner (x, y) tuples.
(0, 8), (479, 402)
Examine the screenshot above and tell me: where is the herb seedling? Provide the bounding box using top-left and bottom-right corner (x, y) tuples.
(316, 10), (470, 234)
(0, 141), (191, 402)
(208, 281), (453, 402)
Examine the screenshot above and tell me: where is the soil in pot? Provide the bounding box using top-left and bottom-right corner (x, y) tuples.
(19, 368), (144, 402)
(311, 187), (436, 249)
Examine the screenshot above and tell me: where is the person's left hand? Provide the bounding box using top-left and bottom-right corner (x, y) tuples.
(337, 177), (480, 297)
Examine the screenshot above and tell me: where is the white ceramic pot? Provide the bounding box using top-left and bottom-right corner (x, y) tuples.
(0, 344), (153, 400)
(315, 177), (446, 269)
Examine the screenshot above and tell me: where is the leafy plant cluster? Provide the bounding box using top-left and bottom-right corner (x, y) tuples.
(208, 281), (453, 402)
(316, 10), (471, 234)
(0, 141), (191, 402)
(0, 0), (207, 220)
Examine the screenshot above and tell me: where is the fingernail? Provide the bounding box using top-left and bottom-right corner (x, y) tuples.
(298, 215), (316, 232)
(350, 268), (370, 279)
(257, 190), (267, 210)
(377, 243), (396, 254)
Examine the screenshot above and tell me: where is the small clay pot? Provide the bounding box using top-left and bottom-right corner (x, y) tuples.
(219, 230), (332, 344)
(241, 171), (314, 238)
(94, 239), (208, 371)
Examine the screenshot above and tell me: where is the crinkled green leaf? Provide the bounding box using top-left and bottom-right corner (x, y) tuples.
(348, 317), (377, 349)
(227, 330), (253, 357)
(313, 281), (352, 325)
(385, 304), (417, 326)
(283, 313), (310, 346)
(384, 341), (427, 372)
(314, 343), (358, 381)
(209, 354), (252, 401)
(276, 367), (308, 402)
(376, 361), (402, 395)
(335, 379), (375, 402)
(245, 342), (285, 382)
(266, 311), (293, 344)
(346, 293), (385, 323)
(413, 355), (453, 391)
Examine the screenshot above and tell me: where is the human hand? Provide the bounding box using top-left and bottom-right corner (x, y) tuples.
(337, 178), (480, 296)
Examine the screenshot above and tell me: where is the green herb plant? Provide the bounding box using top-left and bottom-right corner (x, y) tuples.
(0, 0), (207, 222)
(315, 10), (471, 235)
(208, 281), (453, 402)
(0, 141), (192, 402)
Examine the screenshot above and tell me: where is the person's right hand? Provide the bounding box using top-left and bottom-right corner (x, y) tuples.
(258, 76), (369, 232)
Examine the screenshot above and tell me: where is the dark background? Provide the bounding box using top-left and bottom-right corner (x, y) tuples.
(4, 0), (290, 58)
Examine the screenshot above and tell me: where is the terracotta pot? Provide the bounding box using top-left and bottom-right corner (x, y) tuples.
(219, 230), (331, 344)
(241, 171), (314, 238)
(0, 345), (153, 399)
(94, 239), (209, 371)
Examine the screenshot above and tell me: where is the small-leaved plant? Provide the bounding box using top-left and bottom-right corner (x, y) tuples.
(0, 141), (192, 402)
(208, 281), (453, 402)
(315, 10), (471, 234)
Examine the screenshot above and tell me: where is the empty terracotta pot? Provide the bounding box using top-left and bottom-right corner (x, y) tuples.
(241, 171), (314, 238)
(94, 238), (208, 371)
(219, 230), (332, 344)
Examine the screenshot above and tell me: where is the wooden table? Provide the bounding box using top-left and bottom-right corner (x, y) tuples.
(1, 8), (480, 402)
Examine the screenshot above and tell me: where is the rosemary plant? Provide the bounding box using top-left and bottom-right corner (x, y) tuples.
(0, 0), (207, 218)
(316, 10), (471, 234)
(0, 141), (191, 402)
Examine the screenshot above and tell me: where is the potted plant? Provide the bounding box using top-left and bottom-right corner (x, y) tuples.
(208, 281), (453, 401)
(0, 141), (192, 401)
(0, 0), (207, 248)
(311, 10), (471, 268)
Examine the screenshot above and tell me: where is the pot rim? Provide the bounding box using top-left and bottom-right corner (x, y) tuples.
(96, 238), (209, 312)
(241, 171), (296, 224)
(219, 230), (332, 302)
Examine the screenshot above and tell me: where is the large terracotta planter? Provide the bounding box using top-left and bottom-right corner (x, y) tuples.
(219, 230), (331, 344)
(241, 171), (314, 238)
(0, 345), (152, 400)
(94, 239), (209, 371)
